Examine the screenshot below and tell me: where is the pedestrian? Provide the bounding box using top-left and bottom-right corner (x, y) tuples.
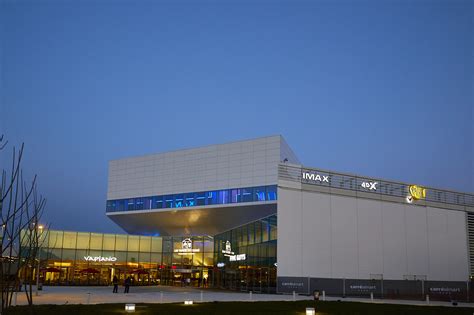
(112, 275), (118, 293)
(124, 276), (131, 293)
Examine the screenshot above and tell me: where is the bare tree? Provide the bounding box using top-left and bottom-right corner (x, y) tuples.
(0, 135), (47, 314)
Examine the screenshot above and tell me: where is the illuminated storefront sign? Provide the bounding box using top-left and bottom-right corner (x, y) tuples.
(83, 256), (117, 262)
(174, 238), (200, 255)
(222, 240), (245, 261)
(221, 241), (234, 256)
(302, 172), (329, 183)
(229, 254), (246, 261)
(406, 185), (427, 204)
(361, 181), (377, 190)
(217, 262), (225, 268)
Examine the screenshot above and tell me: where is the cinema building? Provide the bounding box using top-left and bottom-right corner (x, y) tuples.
(37, 136), (474, 299)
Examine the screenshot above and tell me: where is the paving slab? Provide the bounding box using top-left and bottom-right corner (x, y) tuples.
(11, 285), (474, 309)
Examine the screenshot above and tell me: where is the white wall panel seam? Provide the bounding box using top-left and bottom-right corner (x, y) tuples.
(329, 194), (333, 278)
(356, 199), (360, 279)
(425, 206), (430, 279)
(403, 205), (409, 276)
(380, 199), (384, 278)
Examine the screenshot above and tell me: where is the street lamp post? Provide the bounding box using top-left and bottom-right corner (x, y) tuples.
(35, 225), (43, 296)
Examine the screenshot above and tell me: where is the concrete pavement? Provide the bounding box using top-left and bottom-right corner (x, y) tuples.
(11, 285), (474, 309)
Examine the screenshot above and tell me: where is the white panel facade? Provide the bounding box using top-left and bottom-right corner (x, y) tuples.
(446, 210), (469, 280)
(330, 195), (358, 278)
(381, 202), (407, 279)
(426, 206), (469, 281)
(280, 137), (300, 165)
(301, 192), (332, 277)
(277, 188), (303, 276)
(405, 205), (429, 277)
(356, 199), (384, 279)
(108, 135), (284, 200)
(427, 207), (449, 279)
(278, 188), (469, 282)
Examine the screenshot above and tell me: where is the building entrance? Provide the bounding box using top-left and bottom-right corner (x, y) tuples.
(158, 267), (211, 287)
(214, 266), (276, 293)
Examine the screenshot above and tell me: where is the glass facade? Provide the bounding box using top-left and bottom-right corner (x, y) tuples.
(106, 185), (277, 213)
(213, 214), (277, 293)
(22, 230), (214, 287)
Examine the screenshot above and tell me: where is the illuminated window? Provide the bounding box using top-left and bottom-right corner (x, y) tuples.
(152, 196), (163, 209)
(241, 188), (253, 202)
(106, 185), (278, 213)
(135, 198), (144, 210)
(164, 196), (173, 208)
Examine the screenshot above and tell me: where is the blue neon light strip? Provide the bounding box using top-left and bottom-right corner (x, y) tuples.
(106, 185), (277, 213)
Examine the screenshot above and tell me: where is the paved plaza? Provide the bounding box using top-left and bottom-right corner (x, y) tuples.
(11, 285), (474, 309)
(14, 285), (309, 305)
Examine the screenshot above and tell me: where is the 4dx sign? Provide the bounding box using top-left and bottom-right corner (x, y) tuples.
(361, 181), (377, 191)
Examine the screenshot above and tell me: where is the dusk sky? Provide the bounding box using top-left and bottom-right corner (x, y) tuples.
(1, 0), (472, 234)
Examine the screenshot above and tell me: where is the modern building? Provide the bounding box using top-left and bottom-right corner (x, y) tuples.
(104, 135), (474, 298)
(105, 136), (294, 236)
(94, 136), (474, 298)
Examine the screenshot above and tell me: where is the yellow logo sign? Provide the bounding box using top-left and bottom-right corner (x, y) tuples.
(409, 185), (426, 200)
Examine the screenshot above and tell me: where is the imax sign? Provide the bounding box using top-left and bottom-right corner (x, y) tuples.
(302, 172), (329, 183)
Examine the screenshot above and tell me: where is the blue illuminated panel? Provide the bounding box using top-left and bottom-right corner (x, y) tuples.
(106, 185), (277, 213)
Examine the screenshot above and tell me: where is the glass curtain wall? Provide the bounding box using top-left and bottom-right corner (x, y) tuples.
(24, 230), (214, 287)
(107, 185), (277, 212)
(213, 214), (277, 293)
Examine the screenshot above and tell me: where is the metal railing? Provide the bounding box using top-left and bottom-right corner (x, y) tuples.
(278, 164), (474, 208)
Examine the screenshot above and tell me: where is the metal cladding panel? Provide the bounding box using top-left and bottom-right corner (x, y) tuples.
(276, 187), (302, 277)
(278, 187), (469, 282)
(467, 212), (474, 276)
(108, 136), (295, 200)
(330, 195), (358, 278)
(301, 191), (332, 277)
(280, 136), (300, 164)
(381, 202), (408, 279)
(405, 205), (429, 276)
(356, 198), (384, 278)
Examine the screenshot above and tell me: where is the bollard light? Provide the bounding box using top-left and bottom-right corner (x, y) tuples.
(184, 300), (193, 305)
(306, 307), (315, 315)
(125, 304), (135, 312)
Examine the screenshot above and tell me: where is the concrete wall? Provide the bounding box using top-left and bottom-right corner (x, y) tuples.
(277, 187), (469, 282)
(108, 135), (298, 200)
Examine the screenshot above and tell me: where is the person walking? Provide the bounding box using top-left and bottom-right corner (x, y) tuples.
(112, 275), (118, 293)
(124, 276), (131, 294)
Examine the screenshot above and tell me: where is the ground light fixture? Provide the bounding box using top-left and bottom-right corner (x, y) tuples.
(306, 307), (315, 315)
(125, 304), (135, 312)
(184, 300), (193, 305)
